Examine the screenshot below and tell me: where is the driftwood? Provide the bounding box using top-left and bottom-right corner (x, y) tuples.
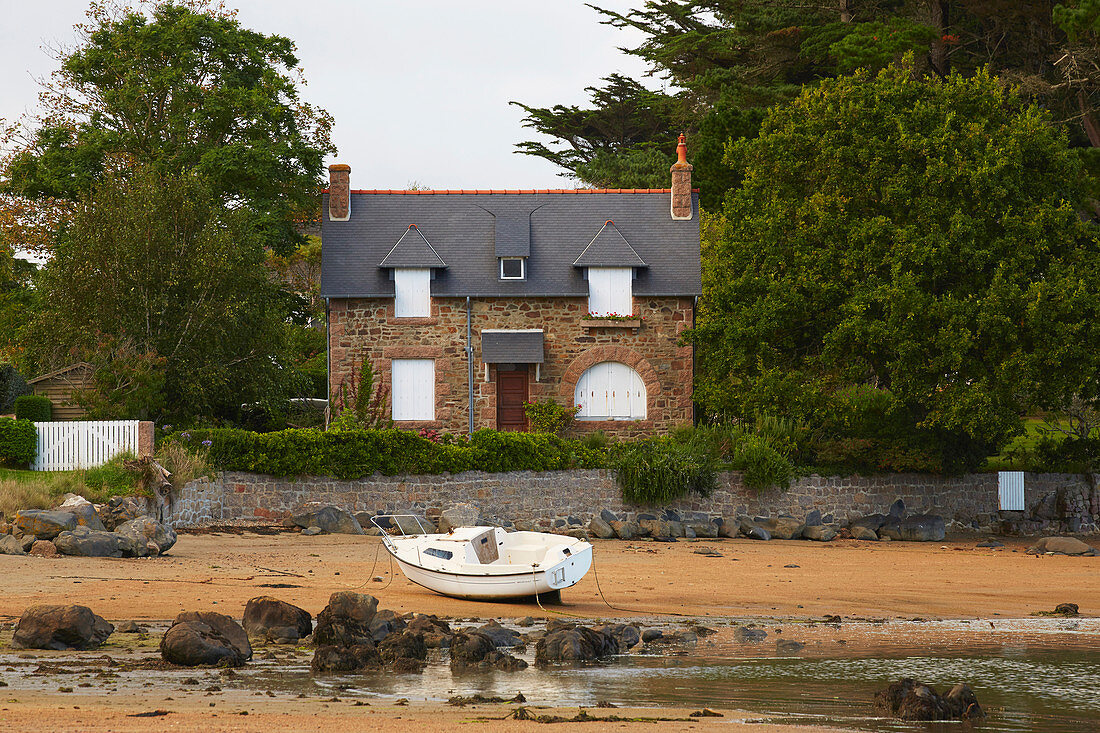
(124, 456), (174, 520)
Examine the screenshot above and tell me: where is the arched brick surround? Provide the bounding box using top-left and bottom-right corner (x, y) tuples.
(561, 346), (662, 414)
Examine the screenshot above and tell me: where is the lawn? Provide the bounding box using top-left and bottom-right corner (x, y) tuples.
(0, 456), (139, 520)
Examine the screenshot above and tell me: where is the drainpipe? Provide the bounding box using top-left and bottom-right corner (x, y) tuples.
(692, 295), (698, 426)
(466, 296), (474, 436)
(325, 297), (331, 429)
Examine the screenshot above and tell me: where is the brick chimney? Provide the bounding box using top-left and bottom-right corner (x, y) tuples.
(328, 163), (351, 222)
(670, 134), (693, 221)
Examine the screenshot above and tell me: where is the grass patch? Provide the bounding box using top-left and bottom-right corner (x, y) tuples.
(0, 453), (141, 520)
(983, 418), (1069, 472)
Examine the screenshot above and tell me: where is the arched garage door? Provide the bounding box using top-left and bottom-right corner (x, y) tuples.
(574, 361), (647, 420)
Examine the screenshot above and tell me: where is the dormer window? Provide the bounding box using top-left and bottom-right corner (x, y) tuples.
(587, 267), (633, 316)
(500, 257), (526, 280)
(395, 268), (431, 317)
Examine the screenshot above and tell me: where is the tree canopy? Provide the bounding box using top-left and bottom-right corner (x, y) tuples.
(2, 0), (334, 255)
(691, 61), (1100, 471)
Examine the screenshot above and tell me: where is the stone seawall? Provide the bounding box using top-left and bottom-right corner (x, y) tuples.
(167, 470), (1099, 534)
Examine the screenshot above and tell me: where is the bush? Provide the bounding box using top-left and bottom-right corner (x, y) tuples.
(163, 426), (606, 480)
(14, 395), (52, 422)
(728, 435), (793, 491)
(0, 364), (30, 413)
(612, 437), (718, 505)
(0, 418), (37, 467)
(523, 398), (580, 435)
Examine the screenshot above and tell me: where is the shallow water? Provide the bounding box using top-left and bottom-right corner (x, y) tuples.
(2, 617), (1098, 731)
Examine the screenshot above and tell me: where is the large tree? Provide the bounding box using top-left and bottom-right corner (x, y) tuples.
(1, 0), (334, 256)
(515, 1), (1100, 208)
(691, 60), (1100, 471)
(32, 164), (301, 422)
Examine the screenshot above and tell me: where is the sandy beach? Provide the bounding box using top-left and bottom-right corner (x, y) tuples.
(0, 530), (1096, 732)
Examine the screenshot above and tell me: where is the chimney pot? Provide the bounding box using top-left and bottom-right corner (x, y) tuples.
(328, 164), (351, 222)
(670, 134), (693, 221)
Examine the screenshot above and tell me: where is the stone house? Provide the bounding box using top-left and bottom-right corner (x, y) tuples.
(320, 136), (701, 435)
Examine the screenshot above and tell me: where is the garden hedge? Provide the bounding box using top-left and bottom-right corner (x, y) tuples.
(14, 395), (52, 422)
(166, 427), (606, 480)
(0, 417), (37, 467)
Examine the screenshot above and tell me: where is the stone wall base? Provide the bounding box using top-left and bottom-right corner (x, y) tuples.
(167, 470), (1099, 535)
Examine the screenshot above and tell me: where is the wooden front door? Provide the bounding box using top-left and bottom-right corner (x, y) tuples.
(496, 367), (529, 431)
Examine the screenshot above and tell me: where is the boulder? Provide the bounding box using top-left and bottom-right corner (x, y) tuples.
(290, 505), (364, 535)
(875, 678), (983, 721)
(802, 525), (837, 542)
(587, 516), (615, 539)
(717, 517), (740, 538)
(475, 620), (522, 647)
(687, 520), (719, 539)
(313, 592), (379, 647)
(804, 509), (823, 527)
(850, 513), (887, 533)
(99, 496), (147, 531)
(438, 503), (480, 533)
(534, 623), (617, 664)
(14, 510), (77, 540)
(641, 629), (663, 643)
(29, 539), (59, 558)
(378, 629), (427, 665)
(53, 526), (123, 557)
(1027, 537), (1097, 556)
(880, 514), (945, 542)
(732, 626), (767, 643)
(595, 623), (641, 652)
(761, 516), (805, 540)
(888, 499), (906, 520)
(11, 604), (114, 650)
(369, 609), (407, 644)
(745, 526), (771, 541)
(609, 520), (640, 540)
(161, 612), (252, 667)
(851, 526), (879, 541)
(311, 642), (382, 672)
(405, 614), (452, 647)
(115, 516), (177, 556)
(301, 526), (323, 536)
(0, 534), (26, 555)
(777, 639), (805, 653)
(449, 631), (528, 672)
(638, 518), (674, 539)
(55, 496), (107, 532)
(242, 596), (312, 643)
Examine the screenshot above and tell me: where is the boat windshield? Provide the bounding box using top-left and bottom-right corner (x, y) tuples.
(424, 547), (453, 560)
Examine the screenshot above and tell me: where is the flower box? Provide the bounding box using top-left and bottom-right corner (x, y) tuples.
(583, 318), (642, 329)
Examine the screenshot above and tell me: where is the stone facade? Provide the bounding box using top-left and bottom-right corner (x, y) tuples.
(168, 469), (1099, 534)
(327, 295), (694, 436)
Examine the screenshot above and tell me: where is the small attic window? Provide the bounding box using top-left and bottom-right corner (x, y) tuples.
(500, 257), (526, 280)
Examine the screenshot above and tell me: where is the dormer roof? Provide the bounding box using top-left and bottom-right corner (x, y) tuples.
(377, 225), (447, 269)
(572, 221), (647, 268)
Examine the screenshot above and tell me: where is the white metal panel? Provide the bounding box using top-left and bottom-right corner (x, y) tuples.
(587, 267), (632, 316)
(998, 471), (1025, 511)
(391, 359), (435, 420)
(32, 420), (141, 471)
(394, 268), (431, 317)
(574, 362), (646, 420)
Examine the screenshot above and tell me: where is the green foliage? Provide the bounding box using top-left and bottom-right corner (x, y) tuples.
(728, 436), (793, 492)
(0, 363), (30, 413)
(163, 427), (605, 480)
(0, 417), (37, 467)
(692, 60), (1100, 473)
(523, 399), (580, 435)
(330, 357), (391, 431)
(30, 166), (299, 423)
(82, 452), (140, 498)
(14, 395), (51, 422)
(611, 437), (718, 505)
(5, 1), (335, 256)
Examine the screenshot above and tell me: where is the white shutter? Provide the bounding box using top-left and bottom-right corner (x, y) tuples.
(395, 269), (431, 317)
(392, 359), (435, 420)
(587, 267), (633, 317)
(574, 361), (646, 420)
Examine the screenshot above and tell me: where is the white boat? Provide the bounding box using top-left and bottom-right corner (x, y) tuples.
(371, 516), (593, 600)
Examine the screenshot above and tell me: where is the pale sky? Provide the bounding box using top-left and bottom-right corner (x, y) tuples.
(0, 0), (659, 189)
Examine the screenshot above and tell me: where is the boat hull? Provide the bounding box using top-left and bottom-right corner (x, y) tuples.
(390, 544), (593, 600)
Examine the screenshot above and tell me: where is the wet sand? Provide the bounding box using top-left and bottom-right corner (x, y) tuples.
(0, 530), (1095, 731)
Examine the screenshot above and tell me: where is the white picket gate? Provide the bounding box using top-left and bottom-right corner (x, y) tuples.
(32, 420), (141, 471)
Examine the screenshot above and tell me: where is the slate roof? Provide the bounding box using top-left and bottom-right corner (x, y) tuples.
(377, 225), (448, 268)
(481, 329), (545, 363)
(572, 221), (646, 268)
(321, 190), (701, 298)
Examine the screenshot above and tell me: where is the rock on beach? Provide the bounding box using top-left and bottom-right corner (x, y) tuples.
(12, 604), (114, 650)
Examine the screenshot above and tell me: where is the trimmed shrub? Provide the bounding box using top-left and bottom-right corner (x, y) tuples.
(523, 399), (579, 435)
(0, 417), (37, 467)
(612, 437), (718, 505)
(165, 427), (605, 480)
(14, 395), (52, 422)
(729, 436), (793, 491)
